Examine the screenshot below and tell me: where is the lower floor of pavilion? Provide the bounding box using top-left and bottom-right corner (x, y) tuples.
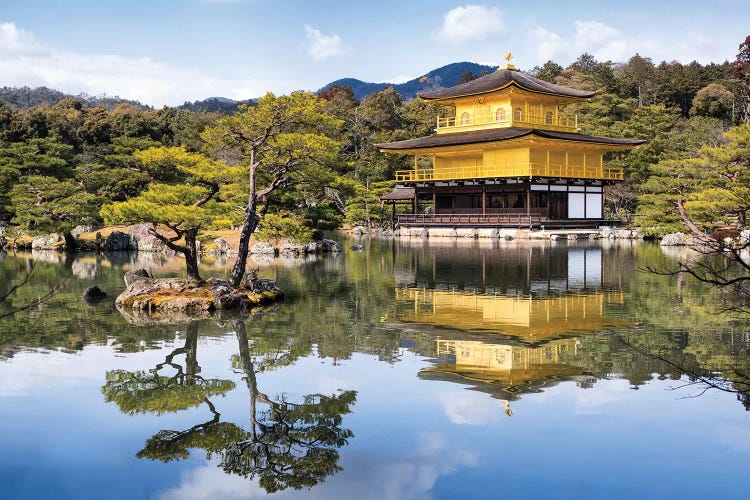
(381, 178), (616, 228)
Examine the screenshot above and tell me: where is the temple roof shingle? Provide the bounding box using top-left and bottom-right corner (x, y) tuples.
(377, 127), (645, 151)
(418, 68), (596, 100)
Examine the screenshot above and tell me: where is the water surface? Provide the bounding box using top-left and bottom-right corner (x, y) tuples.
(1, 238), (748, 499)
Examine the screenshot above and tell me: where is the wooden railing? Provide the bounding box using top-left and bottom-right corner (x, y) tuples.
(399, 210), (548, 227)
(437, 112), (578, 133)
(395, 163), (624, 182)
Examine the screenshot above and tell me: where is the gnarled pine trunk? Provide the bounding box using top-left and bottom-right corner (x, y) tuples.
(184, 228), (202, 281)
(230, 163), (258, 288)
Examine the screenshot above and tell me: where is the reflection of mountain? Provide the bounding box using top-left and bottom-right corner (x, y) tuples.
(420, 338), (592, 402)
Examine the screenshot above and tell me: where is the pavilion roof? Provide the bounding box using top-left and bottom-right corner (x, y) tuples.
(379, 187), (415, 201)
(418, 68), (596, 101)
(377, 127), (645, 151)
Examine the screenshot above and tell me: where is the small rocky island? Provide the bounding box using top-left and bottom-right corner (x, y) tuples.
(115, 269), (284, 318)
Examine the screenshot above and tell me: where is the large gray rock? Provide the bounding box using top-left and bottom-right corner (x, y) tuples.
(123, 268), (153, 287)
(103, 231), (134, 251)
(0, 235), (6, 250)
(214, 237), (232, 254)
(116, 273), (282, 315)
(128, 224), (169, 253)
(278, 239), (307, 255)
(660, 232), (688, 246)
(32, 234), (62, 250)
(71, 225), (96, 237)
(250, 241), (276, 255)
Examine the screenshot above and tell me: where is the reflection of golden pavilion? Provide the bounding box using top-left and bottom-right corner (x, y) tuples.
(396, 287), (625, 343)
(425, 338), (585, 392)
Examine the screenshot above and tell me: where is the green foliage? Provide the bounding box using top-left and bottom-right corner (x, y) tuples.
(256, 213), (315, 243)
(10, 176), (99, 235)
(691, 83), (734, 119)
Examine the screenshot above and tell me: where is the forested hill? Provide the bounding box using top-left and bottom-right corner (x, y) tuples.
(178, 97), (258, 114)
(319, 61), (497, 100)
(0, 86), (149, 110)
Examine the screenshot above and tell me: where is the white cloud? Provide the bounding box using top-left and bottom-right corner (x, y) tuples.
(304, 25), (348, 62)
(437, 4), (504, 43)
(531, 26), (563, 62)
(0, 21), (279, 106)
(574, 20), (629, 61)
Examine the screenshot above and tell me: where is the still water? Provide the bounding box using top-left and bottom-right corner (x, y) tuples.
(1, 238), (749, 499)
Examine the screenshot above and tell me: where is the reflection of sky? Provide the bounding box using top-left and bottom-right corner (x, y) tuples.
(1, 335), (750, 499)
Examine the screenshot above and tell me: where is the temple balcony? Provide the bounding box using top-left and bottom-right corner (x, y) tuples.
(395, 162), (624, 182)
(436, 112), (579, 134)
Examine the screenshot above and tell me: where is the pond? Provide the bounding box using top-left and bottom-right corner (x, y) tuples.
(1, 237), (749, 499)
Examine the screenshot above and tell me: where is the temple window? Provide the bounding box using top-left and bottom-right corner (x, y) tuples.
(495, 108), (506, 122)
(460, 112), (470, 125)
(513, 107), (522, 121)
(545, 111), (553, 124)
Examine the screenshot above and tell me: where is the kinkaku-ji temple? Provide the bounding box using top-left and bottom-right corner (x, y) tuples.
(378, 54), (644, 229)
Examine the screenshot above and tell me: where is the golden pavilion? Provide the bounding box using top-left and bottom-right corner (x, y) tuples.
(378, 56), (644, 228)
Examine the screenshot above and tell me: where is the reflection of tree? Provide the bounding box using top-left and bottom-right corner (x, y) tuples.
(111, 320), (356, 493)
(103, 321), (235, 415)
(221, 320), (356, 492)
(616, 333), (750, 410)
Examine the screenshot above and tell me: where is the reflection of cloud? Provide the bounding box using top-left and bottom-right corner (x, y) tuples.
(575, 380), (628, 414)
(437, 390), (498, 425)
(718, 426), (750, 452)
(158, 431), (478, 500)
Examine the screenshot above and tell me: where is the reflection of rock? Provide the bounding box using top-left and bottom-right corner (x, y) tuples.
(115, 272), (283, 316)
(31, 249), (64, 263)
(32, 234), (62, 250)
(250, 253), (275, 267)
(279, 254), (317, 268)
(71, 259), (98, 279)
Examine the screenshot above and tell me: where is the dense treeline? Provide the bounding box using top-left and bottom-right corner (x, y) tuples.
(0, 35), (749, 243)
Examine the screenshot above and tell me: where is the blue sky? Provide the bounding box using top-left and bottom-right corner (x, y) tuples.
(0, 0), (746, 106)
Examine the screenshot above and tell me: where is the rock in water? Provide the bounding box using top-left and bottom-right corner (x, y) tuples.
(321, 239), (343, 252)
(350, 244), (364, 251)
(83, 285), (107, 303)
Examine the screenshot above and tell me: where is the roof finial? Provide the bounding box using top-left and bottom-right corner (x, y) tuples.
(498, 52), (516, 71)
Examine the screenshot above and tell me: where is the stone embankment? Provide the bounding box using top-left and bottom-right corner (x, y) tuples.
(2, 223), (344, 257)
(659, 230), (750, 248)
(378, 226), (642, 241)
(115, 268), (283, 317)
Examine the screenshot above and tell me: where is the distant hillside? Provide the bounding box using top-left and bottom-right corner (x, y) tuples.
(319, 61), (497, 100)
(0, 86), (150, 110)
(178, 97), (258, 114)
